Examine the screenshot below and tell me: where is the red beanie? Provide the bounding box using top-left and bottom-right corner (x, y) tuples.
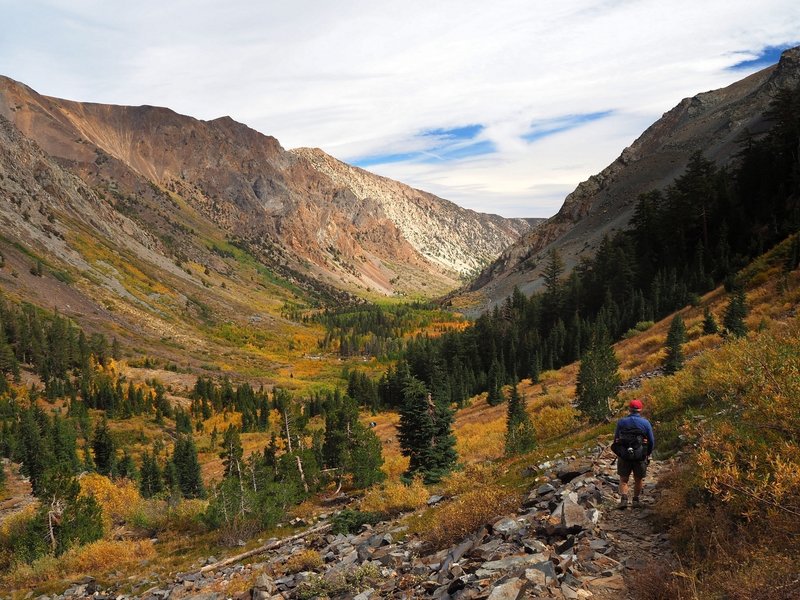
(629, 399), (643, 411)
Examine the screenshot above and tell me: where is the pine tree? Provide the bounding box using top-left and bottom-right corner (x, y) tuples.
(576, 330), (621, 423)
(17, 407), (49, 495)
(702, 307), (719, 335)
(37, 468), (104, 556)
(723, 289), (748, 337)
(398, 376), (435, 478)
(664, 314), (687, 374)
(91, 417), (115, 476)
(397, 375), (456, 483)
(220, 425), (243, 479)
(139, 450), (164, 498)
(116, 450), (137, 480)
(486, 358), (504, 406)
(172, 435), (204, 498)
(210, 425), (218, 449)
(349, 424), (386, 488)
(505, 381), (536, 456)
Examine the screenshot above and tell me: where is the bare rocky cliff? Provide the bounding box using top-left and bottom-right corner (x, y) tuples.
(291, 148), (530, 276)
(461, 46), (800, 311)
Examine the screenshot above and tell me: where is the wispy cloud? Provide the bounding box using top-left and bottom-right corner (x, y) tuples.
(728, 43), (799, 70)
(353, 123), (495, 167)
(1, 1), (799, 217)
(522, 111), (615, 143)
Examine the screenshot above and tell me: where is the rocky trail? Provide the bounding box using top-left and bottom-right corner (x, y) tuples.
(38, 445), (679, 600)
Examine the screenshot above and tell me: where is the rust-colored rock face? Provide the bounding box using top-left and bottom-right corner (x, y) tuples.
(0, 75), (527, 299)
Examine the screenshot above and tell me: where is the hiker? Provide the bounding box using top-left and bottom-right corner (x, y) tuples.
(613, 398), (655, 509)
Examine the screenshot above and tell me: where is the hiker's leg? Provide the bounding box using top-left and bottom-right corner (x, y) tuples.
(633, 475), (643, 498)
(632, 460), (647, 506)
(619, 474), (630, 497)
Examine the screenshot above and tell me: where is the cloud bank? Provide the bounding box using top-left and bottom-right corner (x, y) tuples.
(1, 0), (798, 217)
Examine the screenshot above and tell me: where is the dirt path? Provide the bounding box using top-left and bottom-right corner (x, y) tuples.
(0, 459), (36, 525)
(592, 457), (677, 599)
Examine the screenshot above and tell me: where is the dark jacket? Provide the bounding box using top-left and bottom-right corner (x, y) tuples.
(615, 413), (655, 456)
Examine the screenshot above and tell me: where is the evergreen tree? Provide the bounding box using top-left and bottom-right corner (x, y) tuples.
(702, 307), (719, 335)
(397, 376), (433, 478)
(116, 450), (137, 480)
(505, 381), (536, 456)
(723, 289), (748, 337)
(486, 358), (504, 406)
(664, 314), (687, 374)
(263, 433), (279, 475)
(172, 435), (204, 498)
(17, 407), (50, 495)
(91, 417), (115, 476)
(321, 391), (385, 488)
(576, 331), (621, 422)
(34, 469), (103, 557)
(139, 450), (164, 498)
(220, 425), (244, 479)
(210, 425), (219, 449)
(397, 375), (456, 483)
(81, 437), (95, 472)
(349, 424), (386, 488)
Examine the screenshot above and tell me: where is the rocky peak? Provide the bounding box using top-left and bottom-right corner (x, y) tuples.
(291, 147), (529, 276)
(461, 45), (800, 311)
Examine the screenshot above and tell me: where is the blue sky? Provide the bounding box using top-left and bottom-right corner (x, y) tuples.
(0, 1), (798, 217)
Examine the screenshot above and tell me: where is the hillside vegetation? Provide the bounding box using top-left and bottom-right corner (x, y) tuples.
(0, 68), (797, 600)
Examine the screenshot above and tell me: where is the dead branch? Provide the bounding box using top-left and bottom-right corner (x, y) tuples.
(197, 521), (332, 574)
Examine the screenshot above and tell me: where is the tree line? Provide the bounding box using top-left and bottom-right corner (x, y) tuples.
(346, 84), (800, 418)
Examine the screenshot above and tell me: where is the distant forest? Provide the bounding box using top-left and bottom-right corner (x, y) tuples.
(346, 84), (800, 411)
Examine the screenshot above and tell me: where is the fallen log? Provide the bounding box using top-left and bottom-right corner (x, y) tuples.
(198, 522), (333, 574)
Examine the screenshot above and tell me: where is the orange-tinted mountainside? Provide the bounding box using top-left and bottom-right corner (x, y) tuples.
(0, 76), (528, 302)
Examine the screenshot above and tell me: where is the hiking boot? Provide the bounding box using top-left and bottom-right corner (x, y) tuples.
(632, 497), (642, 508)
(617, 495), (628, 510)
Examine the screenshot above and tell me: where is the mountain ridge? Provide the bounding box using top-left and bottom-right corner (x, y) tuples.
(0, 75), (528, 304)
(458, 45), (800, 311)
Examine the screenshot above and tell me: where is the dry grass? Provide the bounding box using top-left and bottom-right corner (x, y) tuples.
(281, 549), (323, 574)
(438, 463), (502, 497)
(411, 485), (517, 550)
(456, 418), (505, 462)
(626, 559), (695, 600)
(2, 539), (156, 590)
(360, 477), (429, 515)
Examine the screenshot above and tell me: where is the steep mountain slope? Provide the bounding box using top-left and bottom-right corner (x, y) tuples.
(459, 45), (800, 311)
(0, 77), (527, 300)
(291, 148), (530, 275)
(0, 113), (298, 371)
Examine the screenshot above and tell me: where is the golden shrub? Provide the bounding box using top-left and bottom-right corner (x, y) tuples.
(164, 499), (208, 533)
(416, 485), (517, 550)
(360, 476), (429, 515)
(2, 554), (60, 589)
(60, 539), (156, 573)
(456, 419), (504, 462)
(0, 504), (38, 541)
(439, 463), (501, 497)
(282, 549), (323, 574)
(380, 451), (409, 479)
(79, 473), (142, 531)
(531, 405), (577, 440)
(2, 540), (155, 590)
